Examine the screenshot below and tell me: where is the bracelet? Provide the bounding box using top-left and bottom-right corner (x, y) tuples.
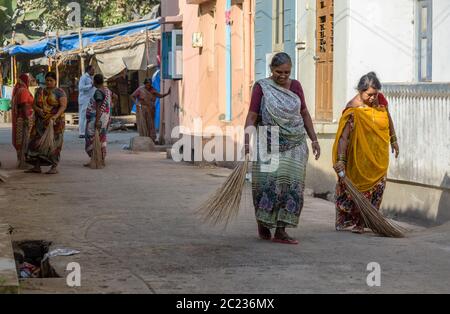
(390, 135), (397, 143)
(337, 154), (347, 163)
(391, 141), (398, 145)
(312, 140), (319, 144)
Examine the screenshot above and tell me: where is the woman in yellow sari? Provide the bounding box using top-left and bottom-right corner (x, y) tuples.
(26, 72), (67, 174)
(332, 72), (399, 234)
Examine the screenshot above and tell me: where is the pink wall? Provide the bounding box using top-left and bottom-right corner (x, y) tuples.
(160, 0), (255, 145)
(181, 0), (255, 138)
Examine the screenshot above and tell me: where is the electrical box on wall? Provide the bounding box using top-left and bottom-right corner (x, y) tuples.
(192, 32), (203, 48)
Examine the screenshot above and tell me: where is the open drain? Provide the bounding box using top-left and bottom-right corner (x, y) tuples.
(13, 240), (60, 278)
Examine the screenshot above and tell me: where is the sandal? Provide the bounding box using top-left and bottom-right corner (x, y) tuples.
(272, 231), (299, 245)
(272, 236), (299, 245)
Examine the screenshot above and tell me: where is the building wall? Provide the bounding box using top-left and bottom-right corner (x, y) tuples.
(255, 0), (273, 81)
(296, 0), (317, 120)
(174, 0), (254, 154)
(299, 0), (450, 224)
(160, 0), (184, 144)
(255, 0), (297, 82)
(343, 0), (415, 117)
(432, 0), (450, 82)
(382, 83), (450, 223)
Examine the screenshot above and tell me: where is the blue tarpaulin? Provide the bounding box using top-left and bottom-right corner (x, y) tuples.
(7, 19), (160, 57)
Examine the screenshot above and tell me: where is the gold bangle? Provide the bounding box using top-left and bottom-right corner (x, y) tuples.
(337, 154), (347, 163)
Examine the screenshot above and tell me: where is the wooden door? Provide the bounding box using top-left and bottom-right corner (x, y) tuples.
(315, 0), (334, 121)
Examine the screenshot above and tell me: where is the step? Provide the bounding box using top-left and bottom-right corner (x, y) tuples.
(0, 224), (19, 294)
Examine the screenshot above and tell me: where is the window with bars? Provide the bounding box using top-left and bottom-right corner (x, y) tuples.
(417, 0), (432, 82)
(272, 0), (284, 51)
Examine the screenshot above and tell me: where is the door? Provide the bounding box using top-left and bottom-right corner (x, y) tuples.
(315, 0), (334, 121)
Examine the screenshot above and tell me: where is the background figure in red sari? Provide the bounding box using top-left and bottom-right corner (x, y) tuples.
(131, 78), (170, 142)
(84, 74), (112, 166)
(12, 73), (35, 169)
(26, 72), (67, 174)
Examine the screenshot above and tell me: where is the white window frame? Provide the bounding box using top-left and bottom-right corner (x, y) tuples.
(171, 29), (183, 80)
(417, 0), (432, 82)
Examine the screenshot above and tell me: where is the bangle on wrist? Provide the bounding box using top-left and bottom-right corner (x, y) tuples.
(337, 154), (347, 163)
(390, 135), (398, 144)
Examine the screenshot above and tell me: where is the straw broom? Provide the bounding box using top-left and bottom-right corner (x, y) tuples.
(339, 172), (406, 238)
(89, 129), (104, 169)
(38, 120), (55, 156)
(197, 154), (250, 227)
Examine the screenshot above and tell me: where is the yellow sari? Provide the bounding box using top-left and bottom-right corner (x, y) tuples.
(333, 106), (390, 192)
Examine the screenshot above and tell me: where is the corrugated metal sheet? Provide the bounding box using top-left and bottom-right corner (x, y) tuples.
(384, 83), (450, 189)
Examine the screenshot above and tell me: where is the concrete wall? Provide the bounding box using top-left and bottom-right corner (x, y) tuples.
(383, 83), (450, 223)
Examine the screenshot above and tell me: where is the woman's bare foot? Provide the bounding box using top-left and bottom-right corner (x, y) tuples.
(257, 223), (271, 240)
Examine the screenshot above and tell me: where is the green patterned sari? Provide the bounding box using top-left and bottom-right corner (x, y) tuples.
(252, 78), (309, 229)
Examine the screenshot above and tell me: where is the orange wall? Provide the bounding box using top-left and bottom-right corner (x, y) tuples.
(179, 0), (255, 142)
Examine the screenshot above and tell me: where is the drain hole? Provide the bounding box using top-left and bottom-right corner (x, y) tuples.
(13, 240), (60, 278)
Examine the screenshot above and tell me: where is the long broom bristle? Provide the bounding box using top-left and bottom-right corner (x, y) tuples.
(38, 121), (55, 155)
(343, 177), (406, 238)
(197, 155), (250, 227)
(90, 129), (104, 169)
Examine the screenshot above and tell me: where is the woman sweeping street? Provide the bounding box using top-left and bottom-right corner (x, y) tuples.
(84, 74), (112, 167)
(131, 78), (170, 142)
(333, 72), (400, 234)
(11, 73), (34, 169)
(26, 72), (67, 174)
(244, 52), (321, 245)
